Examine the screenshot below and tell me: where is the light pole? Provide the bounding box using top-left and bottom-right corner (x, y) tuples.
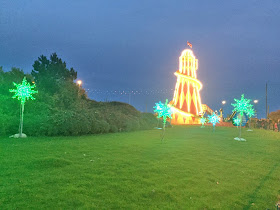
(77, 80), (82, 96)
(77, 80), (82, 88)
(254, 99), (258, 118)
(221, 100), (226, 121)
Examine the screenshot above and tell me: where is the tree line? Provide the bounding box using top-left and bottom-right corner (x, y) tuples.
(0, 53), (158, 136)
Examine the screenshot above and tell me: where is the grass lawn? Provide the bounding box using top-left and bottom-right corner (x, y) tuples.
(0, 126), (279, 209)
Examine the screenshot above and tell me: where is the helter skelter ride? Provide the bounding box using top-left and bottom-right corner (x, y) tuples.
(169, 46), (210, 124)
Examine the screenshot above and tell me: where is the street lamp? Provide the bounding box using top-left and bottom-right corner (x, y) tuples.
(220, 100), (226, 121)
(77, 80), (82, 87)
(77, 80), (82, 97)
(253, 99), (258, 118)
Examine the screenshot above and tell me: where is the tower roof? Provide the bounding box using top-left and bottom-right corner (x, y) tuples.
(180, 49), (195, 57)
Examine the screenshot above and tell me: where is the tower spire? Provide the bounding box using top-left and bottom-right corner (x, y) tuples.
(187, 41), (192, 48)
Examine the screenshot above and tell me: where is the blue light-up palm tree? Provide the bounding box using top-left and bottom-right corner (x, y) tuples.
(208, 112), (220, 132)
(231, 94), (253, 141)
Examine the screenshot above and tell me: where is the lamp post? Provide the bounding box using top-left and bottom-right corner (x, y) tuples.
(77, 80), (82, 88)
(77, 80), (82, 96)
(254, 100), (258, 118)
(221, 100), (226, 121)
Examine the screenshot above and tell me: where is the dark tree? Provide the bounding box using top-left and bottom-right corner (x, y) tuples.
(31, 53), (77, 93)
(0, 67), (29, 95)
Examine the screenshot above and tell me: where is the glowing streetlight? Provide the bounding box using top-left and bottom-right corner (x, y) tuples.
(253, 99), (258, 118)
(77, 80), (82, 97)
(77, 80), (82, 87)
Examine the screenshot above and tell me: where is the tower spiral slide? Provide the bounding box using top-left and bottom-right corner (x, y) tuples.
(170, 49), (203, 124)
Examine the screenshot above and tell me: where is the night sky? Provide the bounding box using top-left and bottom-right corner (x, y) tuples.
(1, 0), (280, 117)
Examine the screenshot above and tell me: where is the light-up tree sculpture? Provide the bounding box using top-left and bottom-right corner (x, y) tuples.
(233, 117), (241, 127)
(200, 117), (207, 128)
(9, 77), (38, 137)
(154, 101), (164, 128)
(246, 107), (255, 131)
(231, 94), (252, 141)
(154, 99), (172, 141)
(207, 113), (219, 132)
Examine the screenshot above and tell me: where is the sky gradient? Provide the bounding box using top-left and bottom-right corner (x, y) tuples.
(1, 0), (280, 117)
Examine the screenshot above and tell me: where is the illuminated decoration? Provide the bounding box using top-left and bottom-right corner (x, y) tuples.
(202, 104), (213, 115)
(153, 101), (164, 129)
(233, 117), (241, 126)
(9, 77), (38, 105)
(246, 107), (255, 118)
(231, 94), (252, 141)
(246, 107), (255, 131)
(154, 101), (164, 115)
(9, 77), (38, 138)
(200, 117), (207, 128)
(232, 94), (253, 116)
(170, 49), (203, 124)
(208, 113), (220, 131)
(154, 99), (172, 141)
(154, 99), (172, 130)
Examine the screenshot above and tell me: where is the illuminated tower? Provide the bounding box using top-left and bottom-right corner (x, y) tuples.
(170, 49), (203, 124)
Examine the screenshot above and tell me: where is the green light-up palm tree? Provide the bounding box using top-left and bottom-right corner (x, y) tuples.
(9, 77), (38, 137)
(231, 94), (252, 141)
(200, 117), (207, 128)
(154, 101), (164, 128)
(246, 107), (255, 131)
(153, 99), (172, 141)
(233, 117), (241, 128)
